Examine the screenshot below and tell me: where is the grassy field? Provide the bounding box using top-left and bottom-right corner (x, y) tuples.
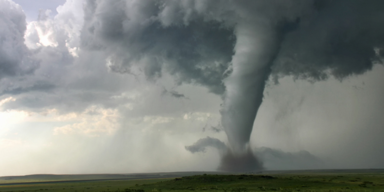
(1, 171), (384, 192)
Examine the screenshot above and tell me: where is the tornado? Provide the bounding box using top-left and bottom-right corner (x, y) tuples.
(186, 19), (296, 171)
(222, 21), (277, 154)
(81, 0), (384, 172)
(218, 21), (278, 171)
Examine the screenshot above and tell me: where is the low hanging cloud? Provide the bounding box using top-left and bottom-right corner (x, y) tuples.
(81, 0), (236, 95)
(185, 137), (227, 155)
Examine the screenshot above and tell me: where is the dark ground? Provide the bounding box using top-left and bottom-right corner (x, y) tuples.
(1, 169), (383, 192)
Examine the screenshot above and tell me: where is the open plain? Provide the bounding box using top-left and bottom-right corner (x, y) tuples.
(1, 170), (384, 192)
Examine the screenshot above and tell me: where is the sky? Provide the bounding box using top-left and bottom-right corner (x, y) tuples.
(11, 0), (65, 21)
(1, 0), (384, 176)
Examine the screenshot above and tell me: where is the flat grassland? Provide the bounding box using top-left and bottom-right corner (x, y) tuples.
(1, 170), (384, 192)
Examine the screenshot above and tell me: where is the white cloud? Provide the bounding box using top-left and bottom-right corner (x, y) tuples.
(24, 0), (84, 57)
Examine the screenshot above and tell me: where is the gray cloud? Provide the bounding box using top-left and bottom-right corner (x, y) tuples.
(81, 0), (235, 95)
(272, 0), (384, 81)
(201, 124), (222, 133)
(3, 0), (382, 126)
(0, 0), (121, 113)
(12, 0), (65, 21)
(185, 137), (227, 155)
(0, 0), (38, 79)
(1, 51), (139, 112)
(0, 82), (55, 95)
(168, 90), (187, 99)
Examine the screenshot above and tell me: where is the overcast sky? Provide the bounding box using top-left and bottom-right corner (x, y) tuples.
(1, 0), (384, 176)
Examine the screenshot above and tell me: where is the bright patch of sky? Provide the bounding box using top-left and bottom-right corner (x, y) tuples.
(12, 0), (65, 21)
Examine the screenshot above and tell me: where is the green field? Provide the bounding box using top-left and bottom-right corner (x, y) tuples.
(1, 171), (384, 192)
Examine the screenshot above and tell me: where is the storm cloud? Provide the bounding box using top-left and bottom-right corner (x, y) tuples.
(79, 0), (384, 95)
(0, 0), (38, 79)
(78, 0), (384, 172)
(272, 0), (384, 81)
(1, 0), (384, 175)
(81, 0), (236, 95)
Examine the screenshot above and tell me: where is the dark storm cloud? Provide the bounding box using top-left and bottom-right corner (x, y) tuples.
(81, 0), (235, 94)
(0, 0), (38, 79)
(2, 0), (382, 119)
(0, 82), (55, 95)
(81, 0), (384, 93)
(272, 0), (384, 81)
